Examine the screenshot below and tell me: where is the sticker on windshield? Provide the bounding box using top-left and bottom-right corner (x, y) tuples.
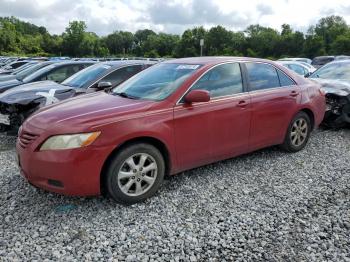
(176, 65), (200, 70)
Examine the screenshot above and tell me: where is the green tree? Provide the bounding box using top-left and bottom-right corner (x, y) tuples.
(245, 25), (280, 58)
(0, 21), (19, 53)
(176, 26), (207, 57)
(314, 15), (349, 53)
(62, 21), (87, 56)
(331, 32), (350, 55)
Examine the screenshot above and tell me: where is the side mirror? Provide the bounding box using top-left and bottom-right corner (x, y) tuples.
(304, 72), (311, 78)
(184, 90), (210, 104)
(97, 81), (112, 90)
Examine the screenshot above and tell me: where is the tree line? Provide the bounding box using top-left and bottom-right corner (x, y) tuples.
(1, 15), (350, 59)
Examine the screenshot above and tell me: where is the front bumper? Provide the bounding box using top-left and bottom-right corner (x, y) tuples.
(16, 133), (111, 197)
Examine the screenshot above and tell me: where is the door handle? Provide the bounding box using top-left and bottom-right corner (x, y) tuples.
(290, 90), (299, 97)
(237, 100), (248, 107)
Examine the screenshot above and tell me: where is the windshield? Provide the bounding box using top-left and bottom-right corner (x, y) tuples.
(62, 64), (111, 88)
(22, 64), (57, 83)
(112, 63), (201, 101)
(309, 62), (350, 81)
(16, 62), (52, 81)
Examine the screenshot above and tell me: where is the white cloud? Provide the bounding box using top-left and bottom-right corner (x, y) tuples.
(0, 0), (350, 35)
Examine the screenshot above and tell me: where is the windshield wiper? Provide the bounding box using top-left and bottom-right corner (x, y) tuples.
(114, 92), (139, 99)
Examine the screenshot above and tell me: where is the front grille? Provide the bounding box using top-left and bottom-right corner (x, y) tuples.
(18, 131), (39, 149)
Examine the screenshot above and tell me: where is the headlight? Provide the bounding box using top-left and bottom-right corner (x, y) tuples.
(40, 132), (101, 151)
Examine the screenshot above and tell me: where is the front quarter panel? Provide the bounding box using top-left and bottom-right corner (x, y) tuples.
(92, 106), (178, 174)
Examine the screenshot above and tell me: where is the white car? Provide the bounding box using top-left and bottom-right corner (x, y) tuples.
(278, 58), (312, 65)
(277, 61), (315, 77)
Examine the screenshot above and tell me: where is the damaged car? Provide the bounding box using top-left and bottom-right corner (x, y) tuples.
(0, 61), (155, 134)
(308, 60), (350, 127)
(0, 61), (95, 94)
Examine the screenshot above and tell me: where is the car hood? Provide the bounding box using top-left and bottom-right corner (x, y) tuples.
(0, 74), (16, 82)
(0, 79), (22, 93)
(25, 91), (155, 131)
(309, 78), (350, 96)
(0, 80), (74, 105)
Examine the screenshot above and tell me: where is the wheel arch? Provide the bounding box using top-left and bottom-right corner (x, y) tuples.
(299, 108), (315, 130)
(100, 136), (171, 195)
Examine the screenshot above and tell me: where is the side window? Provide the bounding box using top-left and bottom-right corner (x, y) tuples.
(46, 65), (81, 83)
(100, 65), (143, 87)
(191, 63), (243, 98)
(246, 63), (280, 91)
(277, 70), (295, 87)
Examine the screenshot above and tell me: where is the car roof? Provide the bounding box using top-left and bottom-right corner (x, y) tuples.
(324, 60), (350, 66)
(100, 60), (157, 67)
(163, 56), (272, 66)
(313, 56), (335, 59)
(278, 61), (307, 66)
(51, 61), (97, 67)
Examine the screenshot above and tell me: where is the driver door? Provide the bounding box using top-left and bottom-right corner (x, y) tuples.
(173, 63), (251, 171)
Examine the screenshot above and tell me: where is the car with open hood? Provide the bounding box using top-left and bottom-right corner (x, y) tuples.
(308, 60), (350, 127)
(17, 57), (325, 204)
(0, 61), (155, 133)
(0, 61), (95, 94)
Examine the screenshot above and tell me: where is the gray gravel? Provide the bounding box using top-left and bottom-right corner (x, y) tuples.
(1, 129), (350, 261)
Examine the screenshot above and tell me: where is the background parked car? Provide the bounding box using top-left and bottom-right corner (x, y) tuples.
(0, 61), (56, 82)
(0, 61), (95, 94)
(334, 55), (350, 61)
(0, 61), (39, 78)
(16, 57), (325, 204)
(311, 56), (335, 68)
(0, 61), (155, 133)
(0, 60), (31, 75)
(277, 61), (315, 77)
(308, 60), (350, 127)
(0, 57), (18, 67)
(278, 58), (312, 64)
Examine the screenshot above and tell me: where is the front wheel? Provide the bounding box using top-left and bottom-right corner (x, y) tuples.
(281, 112), (311, 152)
(105, 143), (165, 205)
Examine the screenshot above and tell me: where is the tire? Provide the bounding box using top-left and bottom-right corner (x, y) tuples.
(105, 143), (165, 205)
(280, 111), (311, 153)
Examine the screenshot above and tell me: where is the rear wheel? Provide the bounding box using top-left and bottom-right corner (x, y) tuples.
(281, 112), (311, 152)
(105, 143), (165, 204)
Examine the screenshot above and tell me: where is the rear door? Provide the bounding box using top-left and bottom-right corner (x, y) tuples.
(244, 62), (301, 150)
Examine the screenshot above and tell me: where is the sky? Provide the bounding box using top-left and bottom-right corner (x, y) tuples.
(1, 0), (350, 36)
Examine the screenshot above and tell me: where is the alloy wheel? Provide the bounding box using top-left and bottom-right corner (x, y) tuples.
(117, 153), (158, 197)
(290, 118), (308, 147)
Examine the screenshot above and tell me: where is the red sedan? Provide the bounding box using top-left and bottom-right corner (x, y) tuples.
(16, 57), (325, 204)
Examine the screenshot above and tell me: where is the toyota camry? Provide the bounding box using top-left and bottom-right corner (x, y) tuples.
(16, 57), (325, 204)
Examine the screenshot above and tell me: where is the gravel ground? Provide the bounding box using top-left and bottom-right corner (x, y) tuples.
(0, 129), (350, 261)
